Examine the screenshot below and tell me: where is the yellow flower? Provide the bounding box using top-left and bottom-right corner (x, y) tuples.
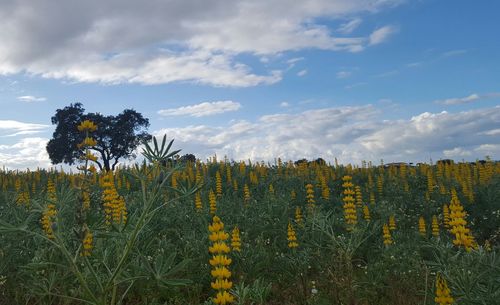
(77, 120), (98, 132)
(244, 184), (251, 203)
(209, 189), (217, 215)
(342, 176), (357, 228)
(363, 205), (370, 221)
(389, 215), (396, 231)
(295, 207), (303, 225)
(102, 173), (127, 226)
(383, 223), (393, 245)
(81, 229), (93, 257)
(211, 279), (233, 290)
(208, 215), (233, 303)
(213, 290), (234, 305)
(209, 231), (230, 242)
(287, 222), (298, 248)
(231, 227), (241, 252)
(419, 216), (426, 236)
(78, 137), (97, 148)
(209, 242), (231, 254)
(432, 215), (440, 237)
(435, 274), (454, 305)
(209, 255), (232, 266)
(195, 192), (202, 211)
(41, 203), (57, 239)
(216, 171), (223, 198)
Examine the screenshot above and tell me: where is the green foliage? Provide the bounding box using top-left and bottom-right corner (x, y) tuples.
(0, 152), (499, 304)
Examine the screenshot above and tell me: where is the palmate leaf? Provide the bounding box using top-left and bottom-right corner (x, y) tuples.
(140, 252), (191, 288)
(142, 135), (181, 164)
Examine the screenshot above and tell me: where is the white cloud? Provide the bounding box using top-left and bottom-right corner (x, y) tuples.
(0, 137), (51, 169)
(336, 71), (352, 79)
(158, 101), (241, 117)
(369, 25), (397, 45)
(17, 95), (47, 102)
(443, 147), (472, 158)
(434, 92), (500, 105)
(406, 62), (422, 68)
(154, 105), (500, 163)
(0, 120), (49, 137)
(337, 18), (362, 34)
(374, 69), (399, 77)
(442, 49), (468, 57)
(0, 0), (402, 86)
(297, 69), (307, 76)
(280, 102), (290, 108)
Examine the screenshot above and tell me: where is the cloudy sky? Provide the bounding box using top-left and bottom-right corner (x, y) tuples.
(0, 0), (499, 169)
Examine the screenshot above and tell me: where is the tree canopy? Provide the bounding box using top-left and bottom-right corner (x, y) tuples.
(46, 103), (151, 171)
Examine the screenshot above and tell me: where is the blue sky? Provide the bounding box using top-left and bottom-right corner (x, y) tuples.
(0, 0), (499, 169)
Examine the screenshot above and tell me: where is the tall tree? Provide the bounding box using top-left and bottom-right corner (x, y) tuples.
(46, 103), (151, 171)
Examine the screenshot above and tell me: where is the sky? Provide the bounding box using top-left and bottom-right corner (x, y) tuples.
(0, 0), (499, 169)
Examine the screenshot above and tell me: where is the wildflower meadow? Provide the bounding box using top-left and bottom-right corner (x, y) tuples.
(0, 123), (499, 305)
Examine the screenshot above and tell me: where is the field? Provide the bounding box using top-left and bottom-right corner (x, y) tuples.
(1, 142), (499, 305)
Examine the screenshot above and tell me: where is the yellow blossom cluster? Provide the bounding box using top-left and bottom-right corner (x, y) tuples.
(287, 222), (298, 248)
(432, 215), (440, 237)
(295, 206), (303, 225)
(41, 203), (57, 239)
(306, 183), (315, 210)
(449, 189), (476, 251)
(382, 223), (393, 245)
(231, 227), (241, 252)
(81, 229), (93, 256)
(102, 173), (127, 226)
(419, 216), (426, 236)
(435, 274), (454, 305)
(208, 216), (234, 305)
(209, 189), (217, 215)
(342, 176), (357, 228)
(77, 120), (98, 132)
(195, 192), (202, 211)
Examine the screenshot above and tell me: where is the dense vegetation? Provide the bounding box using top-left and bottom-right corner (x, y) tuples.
(1, 131), (499, 305)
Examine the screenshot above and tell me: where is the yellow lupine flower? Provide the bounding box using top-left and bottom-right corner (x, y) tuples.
(435, 274), (454, 305)
(195, 192), (202, 211)
(211, 266), (231, 279)
(419, 216), (426, 236)
(389, 215), (396, 231)
(231, 227), (241, 252)
(81, 229), (93, 257)
(287, 222), (298, 248)
(209, 242), (231, 254)
(213, 290), (234, 305)
(209, 189), (217, 215)
(77, 120), (98, 132)
(383, 223), (393, 245)
(209, 231), (230, 242)
(209, 255), (232, 266)
(432, 215), (440, 237)
(208, 216), (234, 304)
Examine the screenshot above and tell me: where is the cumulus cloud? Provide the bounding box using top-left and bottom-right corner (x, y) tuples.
(369, 25), (397, 45)
(17, 95), (47, 102)
(0, 137), (51, 169)
(155, 106), (500, 163)
(0, 120), (49, 137)
(0, 0), (401, 86)
(158, 101), (241, 117)
(434, 92), (500, 105)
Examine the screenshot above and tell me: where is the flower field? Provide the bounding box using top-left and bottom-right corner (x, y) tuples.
(1, 139), (499, 304)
